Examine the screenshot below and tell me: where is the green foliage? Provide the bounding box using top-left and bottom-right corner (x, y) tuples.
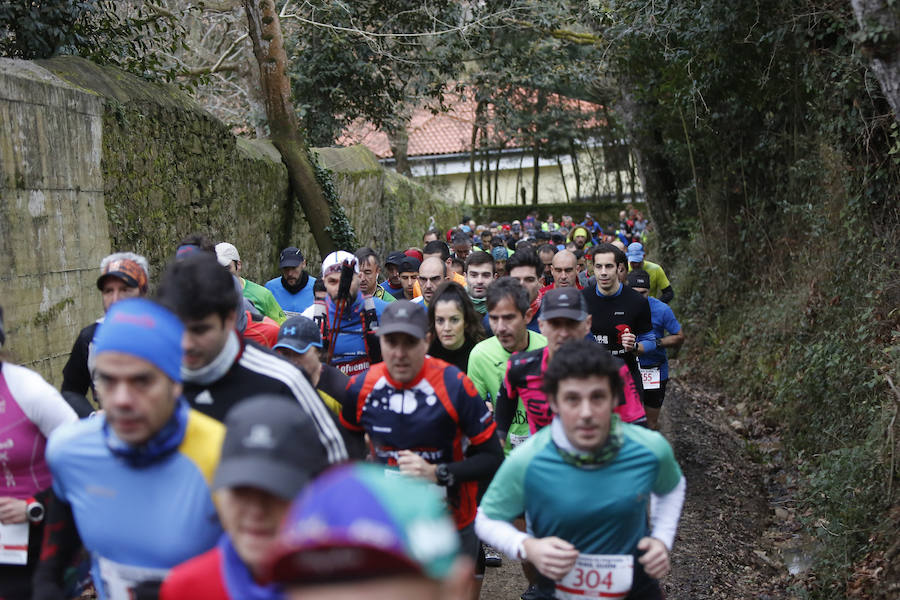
(0, 1), (191, 82)
(307, 148), (357, 251)
(592, 0), (899, 595)
(285, 0), (468, 145)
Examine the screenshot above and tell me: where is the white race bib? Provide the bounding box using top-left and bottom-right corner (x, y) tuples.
(556, 554), (633, 600)
(639, 367), (661, 390)
(97, 556), (169, 600)
(0, 522), (28, 565)
(508, 433), (530, 449)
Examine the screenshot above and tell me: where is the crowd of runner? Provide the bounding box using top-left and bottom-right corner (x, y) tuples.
(0, 206), (687, 600)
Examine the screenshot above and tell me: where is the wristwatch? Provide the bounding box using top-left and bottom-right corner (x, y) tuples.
(26, 497), (45, 523)
(435, 464), (455, 487)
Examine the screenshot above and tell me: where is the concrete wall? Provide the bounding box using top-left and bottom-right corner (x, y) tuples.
(0, 57), (459, 384)
(410, 149), (643, 206)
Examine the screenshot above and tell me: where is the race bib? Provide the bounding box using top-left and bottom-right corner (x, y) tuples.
(639, 367), (661, 390)
(508, 433), (530, 449)
(556, 554), (633, 600)
(97, 556), (169, 600)
(0, 522), (28, 565)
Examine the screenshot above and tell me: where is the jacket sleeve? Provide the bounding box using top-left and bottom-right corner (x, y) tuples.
(31, 489), (82, 600)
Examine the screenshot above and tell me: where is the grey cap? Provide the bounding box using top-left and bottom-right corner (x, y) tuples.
(273, 316), (323, 355)
(376, 300), (428, 339)
(540, 288), (588, 321)
(214, 395), (329, 500)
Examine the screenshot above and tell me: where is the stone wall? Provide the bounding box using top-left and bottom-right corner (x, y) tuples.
(0, 60), (109, 382)
(0, 57), (459, 384)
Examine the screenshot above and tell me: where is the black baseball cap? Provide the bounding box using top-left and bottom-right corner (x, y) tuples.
(377, 300), (428, 339)
(213, 395), (329, 500)
(273, 316), (322, 355)
(540, 288), (588, 321)
(626, 269), (651, 290)
(384, 251), (407, 267)
(279, 247), (305, 268)
(398, 256), (421, 274)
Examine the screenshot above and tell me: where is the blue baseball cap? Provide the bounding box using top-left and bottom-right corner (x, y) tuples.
(93, 298), (184, 382)
(273, 316), (322, 355)
(626, 242), (645, 262)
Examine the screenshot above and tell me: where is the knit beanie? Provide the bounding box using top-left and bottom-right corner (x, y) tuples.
(93, 298), (184, 382)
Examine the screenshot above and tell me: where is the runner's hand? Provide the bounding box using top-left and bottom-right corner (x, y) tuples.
(637, 537), (670, 579)
(397, 450), (438, 483)
(523, 536), (579, 581)
(0, 496), (27, 524)
(622, 331), (637, 352)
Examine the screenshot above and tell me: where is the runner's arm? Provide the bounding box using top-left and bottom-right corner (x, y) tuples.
(634, 331), (657, 355)
(493, 365), (517, 438)
(659, 285), (674, 304)
(658, 330), (685, 349)
(649, 475), (686, 550)
(475, 510), (578, 580)
(493, 385), (514, 439)
(32, 489), (83, 600)
(474, 507), (529, 559)
(445, 433), (503, 482)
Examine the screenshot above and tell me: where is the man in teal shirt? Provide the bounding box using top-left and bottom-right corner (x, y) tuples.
(475, 339), (686, 600)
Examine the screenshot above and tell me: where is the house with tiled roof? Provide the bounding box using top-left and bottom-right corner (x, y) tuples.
(339, 89), (642, 206)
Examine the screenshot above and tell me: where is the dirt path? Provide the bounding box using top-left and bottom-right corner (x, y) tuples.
(480, 377), (794, 599)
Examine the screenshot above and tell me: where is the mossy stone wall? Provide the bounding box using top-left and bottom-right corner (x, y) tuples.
(1, 56), (458, 383)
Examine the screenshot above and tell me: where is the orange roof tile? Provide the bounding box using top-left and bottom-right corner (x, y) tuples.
(339, 89), (602, 160)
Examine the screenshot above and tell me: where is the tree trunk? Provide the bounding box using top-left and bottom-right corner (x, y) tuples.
(569, 139), (581, 201)
(851, 0), (900, 122)
(387, 125), (412, 177)
(556, 155), (570, 203)
(615, 86), (679, 240)
(493, 142), (503, 205)
(242, 0), (344, 255)
(531, 143), (540, 205)
(469, 110), (482, 205)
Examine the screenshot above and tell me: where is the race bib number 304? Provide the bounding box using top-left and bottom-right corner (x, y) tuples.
(556, 554), (633, 599)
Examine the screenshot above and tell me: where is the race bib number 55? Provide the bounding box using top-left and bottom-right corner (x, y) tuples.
(639, 367), (661, 390)
(556, 554), (633, 599)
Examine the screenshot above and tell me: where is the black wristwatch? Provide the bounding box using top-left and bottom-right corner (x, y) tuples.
(26, 497), (45, 523)
(435, 464), (455, 487)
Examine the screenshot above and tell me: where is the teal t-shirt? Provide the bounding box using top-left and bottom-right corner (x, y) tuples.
(467, 332), (547, 454)
(480, 422), (682, 555)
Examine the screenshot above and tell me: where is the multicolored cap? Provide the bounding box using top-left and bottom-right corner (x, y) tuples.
(266, 463), (460, 585)
(97, 258), (149, 292)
